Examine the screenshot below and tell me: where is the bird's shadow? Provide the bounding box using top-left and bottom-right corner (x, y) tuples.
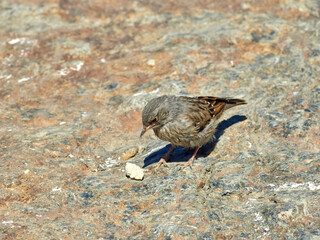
(143, 115), (247, 168)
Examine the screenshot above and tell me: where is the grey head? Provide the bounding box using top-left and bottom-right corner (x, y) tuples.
(140, 95), (174, 137)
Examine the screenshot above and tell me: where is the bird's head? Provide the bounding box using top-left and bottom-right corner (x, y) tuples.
(140, 96), (170, 137)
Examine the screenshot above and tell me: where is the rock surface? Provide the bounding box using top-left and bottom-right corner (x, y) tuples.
(1, 0), (319, 239)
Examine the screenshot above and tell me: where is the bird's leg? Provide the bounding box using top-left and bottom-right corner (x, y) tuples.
(155, 145), (176, 168)
(184, 146), (200, 167)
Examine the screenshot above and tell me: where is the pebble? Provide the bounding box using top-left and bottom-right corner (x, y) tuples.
(125, 163), (144, 180)
(121, 147), (139, 160)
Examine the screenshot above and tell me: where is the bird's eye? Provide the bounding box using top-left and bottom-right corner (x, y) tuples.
(151, 117), (158, 124)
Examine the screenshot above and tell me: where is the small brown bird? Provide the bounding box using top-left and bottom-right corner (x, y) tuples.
(140, 95), (247, 167)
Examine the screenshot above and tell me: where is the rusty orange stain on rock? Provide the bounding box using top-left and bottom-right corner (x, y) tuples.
(119, 110), (141, 134)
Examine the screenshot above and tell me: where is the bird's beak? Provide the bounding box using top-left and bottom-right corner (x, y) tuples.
(140, 124), (155, 138)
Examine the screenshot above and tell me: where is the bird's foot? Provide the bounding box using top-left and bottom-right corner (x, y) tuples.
(183, 146), (199, 168)
(155, 158), (169, 169)
(183, 157), (195, 168)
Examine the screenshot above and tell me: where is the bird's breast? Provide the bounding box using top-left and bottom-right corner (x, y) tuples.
(153, 119), (203, 147)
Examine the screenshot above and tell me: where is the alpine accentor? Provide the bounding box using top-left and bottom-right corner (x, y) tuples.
(140, 95), (247, 167)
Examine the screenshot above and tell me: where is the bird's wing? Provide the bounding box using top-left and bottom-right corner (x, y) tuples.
(196, 96), (228, 117)
(177, 96), (246, 134)
(180, 96), (227, 133)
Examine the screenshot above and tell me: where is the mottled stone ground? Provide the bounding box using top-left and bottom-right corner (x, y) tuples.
(1, 0), (319, 239)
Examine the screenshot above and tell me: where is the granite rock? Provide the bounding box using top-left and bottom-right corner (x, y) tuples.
(0, 0), (319, 239)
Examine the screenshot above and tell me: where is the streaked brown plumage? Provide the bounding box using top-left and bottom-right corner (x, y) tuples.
(140, 95), (247, 167)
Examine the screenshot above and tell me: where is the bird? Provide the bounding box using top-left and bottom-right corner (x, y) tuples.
(140, 95), (247, 168)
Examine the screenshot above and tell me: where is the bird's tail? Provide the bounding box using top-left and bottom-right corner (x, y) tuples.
(224, 98), (247, 110)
